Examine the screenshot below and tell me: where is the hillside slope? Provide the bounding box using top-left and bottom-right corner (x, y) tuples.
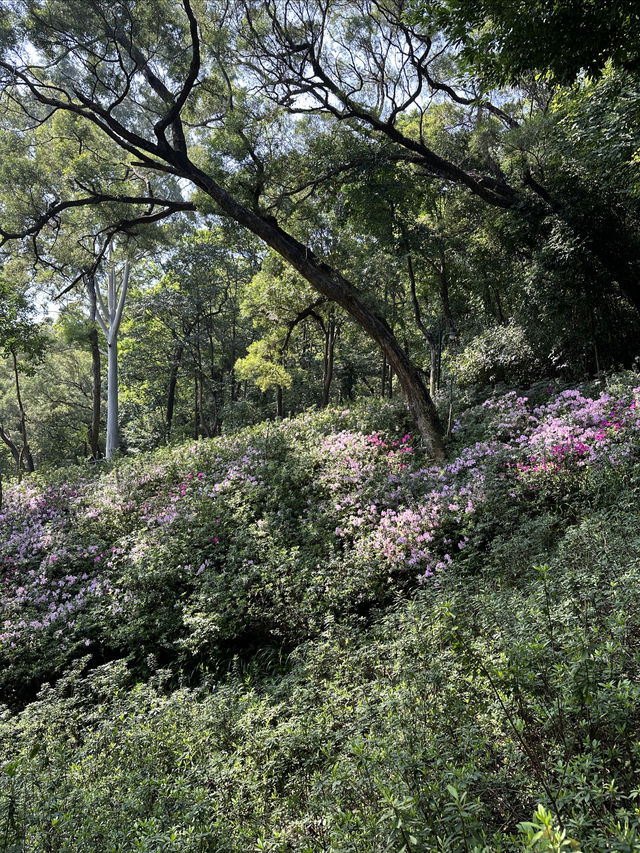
(2, 376), (640, 850)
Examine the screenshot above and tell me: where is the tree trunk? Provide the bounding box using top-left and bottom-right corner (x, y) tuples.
(321, 313), (337, 408)
(106, 337), (119, 458)
(89, 327), (101, 458)
(198, 368), (209, 436)
(11, 349), (34, 479)
(194, 374), (199, 439)
(230, 307), (237, 404)
(208, 325), (223, 435)
(179, 159), (447, 460)
(96, 263), (129, 460)
(438, 245), (454, 332)
(402, 225), (439, 399)
(429, 340), (437, 398)
(211, 388), (219, 436)
(85, 276), (101, 459)
(194, 319), (209, 437)
(0, 424), (20, 466)
(166, 343), (184, 441)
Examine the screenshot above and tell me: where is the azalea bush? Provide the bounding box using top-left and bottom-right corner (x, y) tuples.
(3, 379), (640, 698)
(2, 376), (640, 848)
(2, 505), (640, 850)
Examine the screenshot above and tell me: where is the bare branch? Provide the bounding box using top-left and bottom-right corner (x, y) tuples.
(153, 0), (201, 147)
(1, 191), (195, 247)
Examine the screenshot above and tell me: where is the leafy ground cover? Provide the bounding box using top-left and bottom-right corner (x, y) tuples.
(3, 375), (640, 850)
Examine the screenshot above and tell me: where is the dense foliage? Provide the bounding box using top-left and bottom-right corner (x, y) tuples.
(2, 0), (640, 847)
(2, 374), (640, 849)
(2, 0), (640, 468)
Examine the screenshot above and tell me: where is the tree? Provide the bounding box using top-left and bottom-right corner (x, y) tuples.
(56, 299), (104, 458)
(239, 251), (346, 411)
(94, 262), (130, 459)
(0, 0), (447, 459)
(119, 228), (256, 445)
(238, 0), (640, 321)
(426, 0), (640, 84)
(0, 266), (45, 478)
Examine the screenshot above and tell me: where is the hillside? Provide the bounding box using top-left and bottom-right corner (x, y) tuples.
(2, 376), (640, 850)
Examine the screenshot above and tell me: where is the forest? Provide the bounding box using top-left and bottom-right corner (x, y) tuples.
(2, 0), (640, 849)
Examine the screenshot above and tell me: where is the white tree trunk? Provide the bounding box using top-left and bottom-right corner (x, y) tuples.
(106, 335), (119, 459)
(95, 262), (130, 460)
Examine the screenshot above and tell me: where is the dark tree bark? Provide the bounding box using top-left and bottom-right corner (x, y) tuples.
(166, 342), (184, 441)
(0, 424), (21, 466)
(321, 312), (338, 408)
(10, 349), (34, 479)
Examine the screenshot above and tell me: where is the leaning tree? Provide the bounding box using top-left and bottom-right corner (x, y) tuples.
(0, 0), (452, 459)
(2, 0), (638, 457)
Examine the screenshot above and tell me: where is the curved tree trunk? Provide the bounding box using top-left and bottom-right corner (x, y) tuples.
(0, 47), (448, 458)
(182, 159), (447, 460)
(0, 424), (20, 466)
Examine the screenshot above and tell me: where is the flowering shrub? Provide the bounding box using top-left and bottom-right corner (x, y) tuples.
(2, 378), (640, 699)
(2, 379), (640, 849)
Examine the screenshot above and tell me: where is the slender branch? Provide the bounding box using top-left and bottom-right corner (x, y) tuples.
(154, 0), (201, 144)
(281, 297), (327, 352)
(115, 260), (130, 322)
(0, 193), (195, 247)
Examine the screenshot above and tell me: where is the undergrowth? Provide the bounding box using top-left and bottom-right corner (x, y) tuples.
(2, 376), (640, 850)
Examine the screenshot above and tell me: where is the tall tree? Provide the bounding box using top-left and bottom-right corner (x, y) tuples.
(0, 0), (447, 458)
(238, 0), (640, 319)
(0, 266), (45, 478)
(119, 229), (255, 445)
(428, 0), (640, 83)
(94, 262), (130, 459)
